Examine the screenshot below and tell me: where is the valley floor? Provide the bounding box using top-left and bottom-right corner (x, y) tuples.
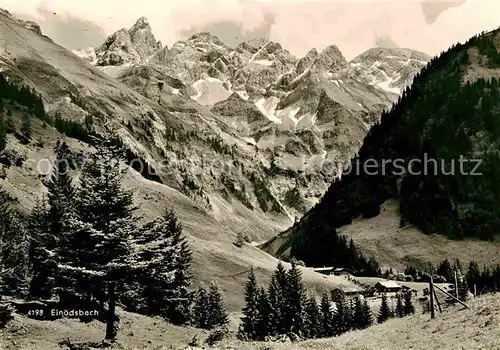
(2, 293), (500, 349)
(339, 199), (500, 271)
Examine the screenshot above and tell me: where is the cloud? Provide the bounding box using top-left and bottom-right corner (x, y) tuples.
(1, 0), (498, 60)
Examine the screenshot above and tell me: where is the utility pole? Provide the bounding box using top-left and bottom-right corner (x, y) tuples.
(429, 276), (435, 319)
(454, 271), (459, 299)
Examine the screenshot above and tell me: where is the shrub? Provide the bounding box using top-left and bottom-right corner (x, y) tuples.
(205, 326), (229, 346)
(233, 232), (251, 248)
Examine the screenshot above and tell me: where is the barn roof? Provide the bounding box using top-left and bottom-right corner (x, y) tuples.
(312, 267), (334, 272)
(376, 280), (402, 289)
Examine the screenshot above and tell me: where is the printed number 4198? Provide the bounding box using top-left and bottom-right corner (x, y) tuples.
(28, 309), (44, 316)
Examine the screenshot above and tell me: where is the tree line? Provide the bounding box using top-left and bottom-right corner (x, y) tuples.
(404, 257), (500, 300)
(0, 74), (45, 120)
(238, 260), (414, 342)
(0, 104), (33, 150)
(0, 136), (230, 340)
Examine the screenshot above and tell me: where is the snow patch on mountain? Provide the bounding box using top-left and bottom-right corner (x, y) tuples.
(190, 77), (232, 106)
(254, 59), (274, 66)
(235, 91), (249, 100)
(72, 47), (97, 64)
(255, 97), (280, 123)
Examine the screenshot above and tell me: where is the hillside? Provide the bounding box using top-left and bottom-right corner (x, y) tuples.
(265, 27), (500, 268)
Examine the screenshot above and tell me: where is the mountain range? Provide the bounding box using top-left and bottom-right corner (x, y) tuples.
(71, 16), (429, 221)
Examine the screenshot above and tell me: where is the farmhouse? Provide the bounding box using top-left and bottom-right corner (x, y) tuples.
(312, 267), (355, 276)
(332, 268), (355, 276)
(312, 267), (335, 275)
(375, 280), (403, 295)
(331, 285), (365, 301)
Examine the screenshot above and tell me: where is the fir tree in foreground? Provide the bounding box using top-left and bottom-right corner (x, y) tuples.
(403, 292), (415, 316)
(395, 293), (405, 317)
(377, 294), (392, 323)
(268, 262), (287, 334)
(239, 267), (260, 339)
(59, 135), (138, 340)
(0, 188), (30, 297)
(255, 286), (272, 340)
(319, 292), (333, 337)
(284, 258), (307, 334)
(136, 208), (193, 325)
(0, 108), (7, 152)
(207, 282), (229, 329)
(303, 296), (320, 339)
(332, 295), (350, 335)
(192, 284), (209, 329)
(193, 282), (229, 330)
(362, 299), (374, 328)
(352, 296), (365, 329)
(29, 141), (74, 299)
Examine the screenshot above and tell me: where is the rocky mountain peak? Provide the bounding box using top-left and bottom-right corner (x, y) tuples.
(347, 47), (430, 94)
(314, 44), (348, 72)
(128, 17), (162, 58)
(187, 32), (227, 48)
(295, 48), (319, 75)
(92, 17), (162, 66)
(130, 16), (150, 30)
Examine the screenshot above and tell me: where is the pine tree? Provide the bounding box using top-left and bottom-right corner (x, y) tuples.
(0, 108), (6, 152)
(268, 262), (288, 334)
(352, 296), (365, 329)
(361, 299), (374, 328)
(193, 284), (209, 328)
(20, 113), (31, 142)
(167, 209), (192, 324)
(27, 199), (51, 299)
(5, 114), (14, 134)
(206, 282), (229, 329)
(346, 298), (354, 330)
(284, 259), (307, 335)
(67, 135), (137, 340)
(332, 295), (349, 335)
(136, 208), (192, 325)
(395, 293), (405, 317)
(0, 188), (31, 297)
(377, 294), (392, 323)
(467, 261), (481, 295)
(436, 258), (454, 282)
(454, 258), (463, 274)
(29, 142), (75, 299)
(303, 296), (320, 339)
(239, 267), (260, 339)
(458, 272), (469, 301)
(403, 292), (415, 315)
(319, 292), (333, 337)
(255, 287), (272, 340)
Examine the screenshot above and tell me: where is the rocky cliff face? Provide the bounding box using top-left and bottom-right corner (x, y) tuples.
(73, 17), (161, 66)
(348, 47), (430, 94)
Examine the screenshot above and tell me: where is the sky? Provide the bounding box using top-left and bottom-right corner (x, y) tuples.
(2, 0), (499, 61)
